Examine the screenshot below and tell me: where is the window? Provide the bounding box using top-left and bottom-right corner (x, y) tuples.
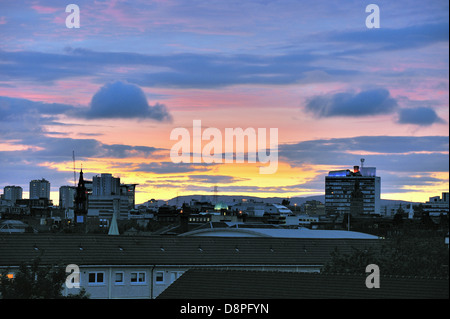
(115, 272), (124, 284)
(88, 272), (104, 285)
(131, 272), (146, 284)
(170, 271), (183, 283)
(99, 218), (109, 228)
(155, 271), (164, 284)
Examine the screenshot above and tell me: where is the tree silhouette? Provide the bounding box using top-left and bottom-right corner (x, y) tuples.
(0, 258), (89, 299)
(322, 230), (449, 277)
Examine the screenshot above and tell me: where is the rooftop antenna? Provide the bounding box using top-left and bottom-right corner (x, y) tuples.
(213, 185), (218, 204)
(73, 151), (76, 187)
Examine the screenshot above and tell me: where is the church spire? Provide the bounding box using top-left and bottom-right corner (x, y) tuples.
(74, 168), (88, 224)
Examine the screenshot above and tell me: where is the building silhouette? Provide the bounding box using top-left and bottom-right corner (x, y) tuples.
(29, 179), (50, 200)
(3, 186), (23, 204)
(74, 169), (88, 224)
(325, 160), (381, 216)
(59, 186), (76, 209)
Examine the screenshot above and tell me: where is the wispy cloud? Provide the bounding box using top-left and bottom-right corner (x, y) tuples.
(280, 136), (449, 173)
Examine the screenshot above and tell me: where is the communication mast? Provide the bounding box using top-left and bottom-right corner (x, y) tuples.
(213, 186), (218, 204)
(73, 151), (76, 187)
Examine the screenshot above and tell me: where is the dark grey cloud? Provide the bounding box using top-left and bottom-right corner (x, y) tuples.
(169, 183), (311, 194)
(133, 162), (216, 174)
(3, 136), (163, 162)
(326, 22), (449, 54)
(0, 135), (165, 192)
(0, 154), (72, 192)
(81, 81), (172, 121)
(381, 172), (445, 190)
(0, 48), (357, 88)
(305, 88), (398, 118)
(397, 107), (446, 126)
(0, 96), (78, 141)
(0, 96), (75, 120)
(0, 94), (166, 181)
(187, 174), (247, 184)
(280, 136), (449, 173)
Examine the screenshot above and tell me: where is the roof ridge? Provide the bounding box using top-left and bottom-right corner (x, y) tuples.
(187, 269), (449, 280)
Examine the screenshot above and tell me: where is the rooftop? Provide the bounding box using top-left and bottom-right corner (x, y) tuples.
(157, 269), (449, 299)
(0, 233), (381, 267)
(179, 227), (380, 239)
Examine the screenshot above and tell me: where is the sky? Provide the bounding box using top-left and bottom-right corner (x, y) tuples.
(0, 0), (448, 205)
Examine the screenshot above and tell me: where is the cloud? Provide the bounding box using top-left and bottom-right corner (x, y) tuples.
(0, 96), (77, 140)
(397, 107), (446, 126)
(279, 136), (449, 173)
(0, 96), (75, 120)
(82, 81), (172, 121)
(304, 88), (398, 118)
(133, 162), (216, 174)
(0, 48), (359, 88)
(2, 136), (163, 162)
(188, 174), (247, 184)
(326, 22), (449, 54)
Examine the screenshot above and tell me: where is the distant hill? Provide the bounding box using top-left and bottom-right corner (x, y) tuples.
(140, 194), (419, 207)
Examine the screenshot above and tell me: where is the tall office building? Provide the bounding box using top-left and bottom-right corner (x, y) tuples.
(3, 186), (23, 203)
(88, 173), (137, 221)
(29, 179), (50, 200)
(92, 173), (121, 196)
(59, 186), (76, 209)
(121, 183), (138, 208)
(325, 159), (381, 216)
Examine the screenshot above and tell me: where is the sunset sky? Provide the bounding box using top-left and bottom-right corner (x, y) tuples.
(0, 0), (448, 205)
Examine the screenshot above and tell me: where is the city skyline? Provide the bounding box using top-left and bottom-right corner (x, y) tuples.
(0, 0), (449, 205)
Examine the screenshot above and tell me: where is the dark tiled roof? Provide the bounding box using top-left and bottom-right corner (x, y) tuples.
(0, 233), (380, 267)
(157, 269), (449, 299)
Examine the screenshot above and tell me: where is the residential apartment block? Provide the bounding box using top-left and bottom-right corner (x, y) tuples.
(3, 186), (23, 204)
(29, 179), (50, 200)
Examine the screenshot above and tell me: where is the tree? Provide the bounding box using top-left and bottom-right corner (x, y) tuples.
(420, 212), (435, 229)
(321, 246), (378, 274)
(439, 213), (448, 229)
(322, 230), (449, 277)
(0, 258), (89, 299)
(393, 211), (404, 227)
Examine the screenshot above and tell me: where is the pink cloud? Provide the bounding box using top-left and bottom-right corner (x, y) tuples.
(31, 5), (59, 14)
